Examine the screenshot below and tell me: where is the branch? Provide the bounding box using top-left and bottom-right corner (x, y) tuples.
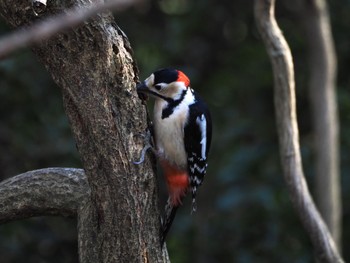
(295, 0), (341, 249)
(0, 167), (88, 224)
(0, 0), (140, 59)
(254, 0), (343, 262)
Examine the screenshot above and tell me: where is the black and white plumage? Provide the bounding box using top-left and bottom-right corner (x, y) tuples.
(136, 68), (212, 244)
(184, 99), (212, 211)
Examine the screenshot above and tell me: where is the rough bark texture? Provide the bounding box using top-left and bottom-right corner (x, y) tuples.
(0, 168), (87, 223)
(0, 0), (168, 262)
(254, 0), (343, 262)
(296, 0), (341, 250)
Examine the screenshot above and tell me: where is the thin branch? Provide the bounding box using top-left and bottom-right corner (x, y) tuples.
(254, 0), (343, 262)
(0, 167), (89, 224)
(0, 0), (140, 59)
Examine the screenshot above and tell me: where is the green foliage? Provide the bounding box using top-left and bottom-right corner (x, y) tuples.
(1, 0), (350, 262)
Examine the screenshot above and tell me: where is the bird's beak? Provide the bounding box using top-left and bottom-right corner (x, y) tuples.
(136, 81), (150, 93)
(136, 81), (149, 101)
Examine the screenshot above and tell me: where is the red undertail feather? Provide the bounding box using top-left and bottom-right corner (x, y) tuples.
(160, 160), (189, 206)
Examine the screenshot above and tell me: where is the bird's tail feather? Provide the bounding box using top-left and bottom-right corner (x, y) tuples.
(160, 197), (179, 246)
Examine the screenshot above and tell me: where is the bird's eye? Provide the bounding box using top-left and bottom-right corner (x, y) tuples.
(154, 84), (162, 91)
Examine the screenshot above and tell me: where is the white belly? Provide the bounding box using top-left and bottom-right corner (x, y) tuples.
(154, 100), (188, 169)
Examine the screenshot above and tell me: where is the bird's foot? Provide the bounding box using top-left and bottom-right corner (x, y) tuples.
(133, 129), (154, 165)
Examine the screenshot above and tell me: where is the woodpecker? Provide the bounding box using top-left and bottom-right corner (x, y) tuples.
(136, 68), (212, 245)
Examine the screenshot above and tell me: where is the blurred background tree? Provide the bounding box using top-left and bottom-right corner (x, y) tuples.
(0, 0), (349, 262)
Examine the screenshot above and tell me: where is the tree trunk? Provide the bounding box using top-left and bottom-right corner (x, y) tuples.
(0, 0), (169, 262)
(296, 0), (341, 250)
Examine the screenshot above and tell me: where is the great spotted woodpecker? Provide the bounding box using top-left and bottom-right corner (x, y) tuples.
(136, 68), (212, 244)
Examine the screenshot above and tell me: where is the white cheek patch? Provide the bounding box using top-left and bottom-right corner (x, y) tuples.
(196, 114), (207, 160)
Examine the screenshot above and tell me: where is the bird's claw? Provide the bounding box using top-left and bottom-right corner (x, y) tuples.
(133, 144), (152, 165)
(133, 129), (154, 165)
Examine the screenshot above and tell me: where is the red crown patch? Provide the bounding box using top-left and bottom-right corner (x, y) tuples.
(177, 70), (190, 87)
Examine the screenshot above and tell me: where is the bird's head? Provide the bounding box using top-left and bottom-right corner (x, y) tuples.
(137, 68), (190, 102)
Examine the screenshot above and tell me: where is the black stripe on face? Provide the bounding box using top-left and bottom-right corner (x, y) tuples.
(161, 89), (187, 119)
(147, 90), (173, 103)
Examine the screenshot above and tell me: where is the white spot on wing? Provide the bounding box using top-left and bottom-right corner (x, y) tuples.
(196, 114), (207, 160)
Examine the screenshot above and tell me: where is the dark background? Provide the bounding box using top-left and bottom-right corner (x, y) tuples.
(1, 1), (349, 262)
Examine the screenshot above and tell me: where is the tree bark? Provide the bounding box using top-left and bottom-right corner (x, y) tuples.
(254, 0), (343, 262)
(0, 0), (168, 262)
(0, 168), (87, 223)
(295, 0), (341, 250)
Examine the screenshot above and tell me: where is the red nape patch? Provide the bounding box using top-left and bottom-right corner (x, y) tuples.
(177, 70), (190, 87)
(160, 160), (189, 206)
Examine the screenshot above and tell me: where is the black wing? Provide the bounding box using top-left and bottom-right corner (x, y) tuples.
(184, 91), (212, 212)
